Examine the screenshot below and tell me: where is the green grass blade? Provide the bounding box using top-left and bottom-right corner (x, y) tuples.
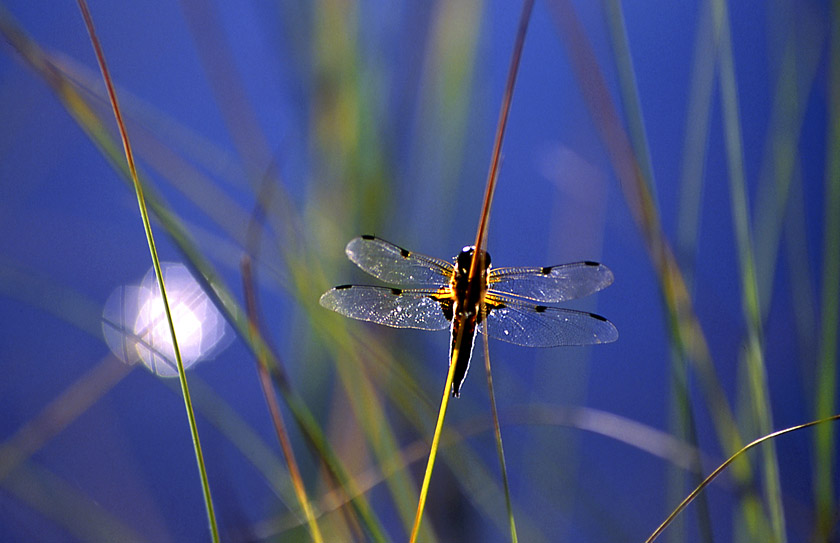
(711, 0), (786, 540)
(74, 2), (219, 540)
(814, 4), (840, 535)
(602, 3), (715, 540)
(481, 333), (518, 542)
(676, 0), (715, 283)
(602, 0), (659, 203)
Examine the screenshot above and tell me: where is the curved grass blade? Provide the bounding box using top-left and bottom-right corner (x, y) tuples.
(74, 2), (219, 541)
(645, 414), (840, 543)
(471, 3), (533, 541)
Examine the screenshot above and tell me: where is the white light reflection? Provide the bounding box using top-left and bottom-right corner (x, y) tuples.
(102, 263), (229, 376)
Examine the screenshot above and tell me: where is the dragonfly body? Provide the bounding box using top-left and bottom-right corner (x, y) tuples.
(445, 246), (490, 397)
(320, 235), (617, 397)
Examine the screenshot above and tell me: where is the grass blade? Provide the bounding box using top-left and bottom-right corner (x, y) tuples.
(711, 0), (787, 539)
(814, 3), (840, 535)
(481, 331), (518, 542)
(241, 257), (324, 543)
(408, 335), (461, 542)
(645, 414), (840, 543)
(74, 2), (219, 541)
(602, 3), (713, 539)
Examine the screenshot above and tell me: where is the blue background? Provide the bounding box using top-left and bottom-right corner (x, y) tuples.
(0, 1), (837, 542)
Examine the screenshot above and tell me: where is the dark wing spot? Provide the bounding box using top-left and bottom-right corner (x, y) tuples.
(390, 288), (403, 295)
(584, 260), (600, 267)
(589, 312), (607, 321)
(400, 248), (410, 258)
(361, 234), (376, 240)
(540, 266), (552, 275)
(534, 305), (548, 313)
(335, 284), (353, 290)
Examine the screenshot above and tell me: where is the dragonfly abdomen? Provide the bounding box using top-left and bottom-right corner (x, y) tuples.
(449, 309), (478, 397)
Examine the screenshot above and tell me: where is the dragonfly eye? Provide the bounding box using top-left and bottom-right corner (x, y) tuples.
(456, 246), (491, 275)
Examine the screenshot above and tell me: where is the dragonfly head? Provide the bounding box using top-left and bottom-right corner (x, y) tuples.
(457, 246), (491, 277)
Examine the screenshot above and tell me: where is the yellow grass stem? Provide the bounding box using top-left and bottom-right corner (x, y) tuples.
(411, 1), (534, 540)
(409, 331), (462, 543)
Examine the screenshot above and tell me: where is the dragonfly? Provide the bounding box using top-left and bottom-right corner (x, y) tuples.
(320, 235), (617, 397)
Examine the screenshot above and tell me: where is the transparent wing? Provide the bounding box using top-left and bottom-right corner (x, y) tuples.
(488, 261), (614, 302)
(320, 285), (451, 331)
(345, 235), (453, 286)
(479, 294), (618, 347)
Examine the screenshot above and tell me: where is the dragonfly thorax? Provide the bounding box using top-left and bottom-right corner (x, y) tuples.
(451, 246), (491, 323)
(456, 246), (491, 277)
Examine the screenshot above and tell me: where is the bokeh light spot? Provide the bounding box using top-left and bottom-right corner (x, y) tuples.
(102, 263), (229, 376)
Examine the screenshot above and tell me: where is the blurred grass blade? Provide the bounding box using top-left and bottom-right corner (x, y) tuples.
(4, 460), (147, 542)
(602, 2), (713, 540)
(711, 0), (787, 540)
(547, 0), (774, 534)
(646, 414), (840, 543)
(0, 13), (390, 539)
(676, 0), (715, 282)
(815, 3), (840, 535)
(241, 258), (324, 543)
(550, 0), (757, 477)
(602, 0), (658, 204)
(753, 17), (823, 317)
(74, 2), (219, 541)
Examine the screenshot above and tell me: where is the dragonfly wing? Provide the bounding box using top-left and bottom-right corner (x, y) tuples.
(489, 262), (614, 302)
(345, 235), (453, 286)
(479, 295), (618, 347)
(320, 285), (451, 331)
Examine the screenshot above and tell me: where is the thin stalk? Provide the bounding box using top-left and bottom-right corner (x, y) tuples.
(646, 414), (840, 543)
(602, 3), (712, 540)
(814, 3), (840, 535)
(0, 11), (388, 539)
(481, 329), (518, 542)
(471, 0), (534, 255)
(466, 2), (534, 541)
(409, 333), (462, 543)
(411, 1), (534, 539)
(712, 0), (786, 540)
(75, 2), (219, 540)
(242, 258), (324, 543)
(546, 0), (746, 463)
